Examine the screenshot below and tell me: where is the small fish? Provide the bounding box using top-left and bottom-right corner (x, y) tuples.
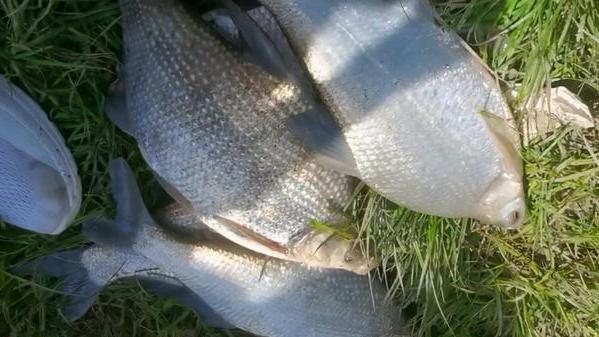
(255, 0), (527, 229)
(0, 75), (81, 234)
(66, 158), (405, 337)
(109, 0), (373, 272)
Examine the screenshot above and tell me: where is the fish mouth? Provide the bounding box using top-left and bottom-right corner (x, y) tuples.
(475, 172), (527, 229)
(343, 242), (379, 275)
(350, 256), (379, 275)
(498, 197), (526, 229)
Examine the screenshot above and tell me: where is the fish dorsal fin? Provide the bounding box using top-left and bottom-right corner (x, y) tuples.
(217, 1), (290, 80)
(287, 108), (360, 177)
(137, 276), (235, 329)
(235, 4), (358, 176)
(110, 158), (154, 230)
(104, 69), (135, 137)
(244, 4), (328, 105)
(82, 158), (154, 245)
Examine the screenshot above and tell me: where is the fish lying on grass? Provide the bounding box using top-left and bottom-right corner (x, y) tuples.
(0, 75), (81, 234)
(22, 158), (403, 336)
(107, 0), (373, 273)
(255, 0), (527, 229)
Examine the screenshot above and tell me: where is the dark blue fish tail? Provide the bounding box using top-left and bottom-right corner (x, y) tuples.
(12, 248), (109, 321)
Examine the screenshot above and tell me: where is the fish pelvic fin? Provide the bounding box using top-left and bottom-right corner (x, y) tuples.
(104, 63), (136, 137)
(12, 247), (112, 321)
(287, 108), (360, 177)
(213, 215), (288, 255)
(82, 158), (155, 246)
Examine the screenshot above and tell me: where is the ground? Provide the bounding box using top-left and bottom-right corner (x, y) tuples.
(0, 1), (597, 337)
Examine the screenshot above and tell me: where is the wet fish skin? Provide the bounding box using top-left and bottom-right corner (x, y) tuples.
(114, 0), (372, 272)
(81, 158), (406, 337)
(256, 0), (526, 228)
(0, 76), (81, 234)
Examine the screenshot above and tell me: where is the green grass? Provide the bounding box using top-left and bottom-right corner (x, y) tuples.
(0, 1), (598, 337)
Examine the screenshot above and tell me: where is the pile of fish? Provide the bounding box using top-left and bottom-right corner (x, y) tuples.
(3, 0), (527, 336)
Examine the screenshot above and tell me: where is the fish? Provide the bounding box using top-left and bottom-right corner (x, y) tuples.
(254, 0), (527, 229)
(0, 75), (81, 234)
(65, 158), (405, 337)
(108, 0), (374, 272)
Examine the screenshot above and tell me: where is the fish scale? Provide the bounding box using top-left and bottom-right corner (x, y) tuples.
(116, 0), (371, 272)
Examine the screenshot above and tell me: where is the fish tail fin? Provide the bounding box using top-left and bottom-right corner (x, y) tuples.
(82, 158), (155, 246)
(12, 247), (119, 321)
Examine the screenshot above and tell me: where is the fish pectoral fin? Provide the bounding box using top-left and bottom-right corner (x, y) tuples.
(104, 76), (135, 137)
(218, 1), (289, 80)
(478, 111), (523, 176)
(214, 215), (289, 255)
(287, 109), (360, 177)
(82, 158), (155, 245)
(137, 276), (234, 329)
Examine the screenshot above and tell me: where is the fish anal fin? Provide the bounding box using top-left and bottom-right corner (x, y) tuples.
(213, 215), (288, 255)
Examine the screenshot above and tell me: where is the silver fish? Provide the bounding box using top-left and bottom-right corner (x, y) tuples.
(109, 0), (373, 272)
(256, 0), (527, 229)
(0, 75), (81, 234)
(75, 158), (406, 337)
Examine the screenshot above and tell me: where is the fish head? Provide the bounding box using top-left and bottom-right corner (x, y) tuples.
(295, 231), (378, 274)
(476, 174), (526, 229)
(340, 241), (379, 275)
(475, 111), (527, 229)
